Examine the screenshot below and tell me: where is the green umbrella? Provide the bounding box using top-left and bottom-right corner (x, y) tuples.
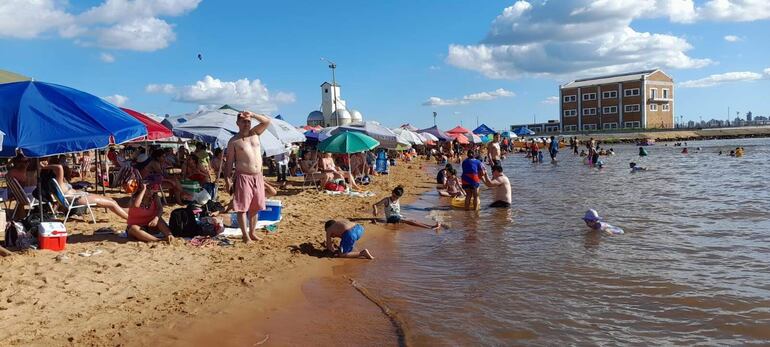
(318, 131), (380, 154)
(317, 131), (379, 193)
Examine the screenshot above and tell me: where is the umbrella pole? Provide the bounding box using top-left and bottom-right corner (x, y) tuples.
(347, 153), (352, 194)
(37, 161), (44, 222)
(94, 150), (99, 194)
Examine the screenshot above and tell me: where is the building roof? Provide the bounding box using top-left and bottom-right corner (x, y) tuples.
(561, 69), (663, 89)
(307, 110), (324, 121)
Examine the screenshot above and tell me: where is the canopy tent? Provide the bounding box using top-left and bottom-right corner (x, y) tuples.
(513, 127), (535, 136)
(446, 125), (471, 135)
(472, 124), (496, 135)
(448, 133), (469, 144)
(392, 128), (423, 146)
(418, 132), (439, 142)
(267, 117), (306, 145)
(164, 109), (285, 156)
(0, 81), (147, 157)
(120, 108), (173, 141)
(417, 125), (452, 141)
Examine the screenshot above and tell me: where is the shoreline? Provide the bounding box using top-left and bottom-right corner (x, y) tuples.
(558, 125), (770, 143)
(0, 160), (436, 346)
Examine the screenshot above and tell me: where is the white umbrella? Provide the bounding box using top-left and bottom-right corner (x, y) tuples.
(267, 117), (306, 145)
(420, 132), (439, 142)
(393, 128), (423, 145)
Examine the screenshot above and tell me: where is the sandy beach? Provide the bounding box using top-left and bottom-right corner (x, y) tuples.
(0, 161), (435, 346)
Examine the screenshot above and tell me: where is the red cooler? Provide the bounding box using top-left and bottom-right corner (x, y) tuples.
(38, 222), (67, 251)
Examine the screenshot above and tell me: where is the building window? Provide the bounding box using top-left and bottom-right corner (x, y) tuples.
(563, 109), (577, 117)
(624, 88), (640, 97)
(602, 106), (618, 114)
(624, 121), (641, 129)
(563, 95), (576, 103)
(583, 108), (597, 116)
(582, 93), (597, 101)
(603, 123), (618, 129)
(662, 88), (669, 99)
(663, 104), (670, 111)
(325, 89), (329, 93)
(602, 91), (618, 99)
(546, 126), (560, 132)
(583, 124), (597, 131)
(650, 88), (657, 99)
(563, 125), (577, 132)
(624, 104), (640, 112)
(650, 104), (658, 111)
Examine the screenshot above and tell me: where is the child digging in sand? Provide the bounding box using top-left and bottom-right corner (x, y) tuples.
(325, 219), (373, 259)
(372, 186), (442, 230)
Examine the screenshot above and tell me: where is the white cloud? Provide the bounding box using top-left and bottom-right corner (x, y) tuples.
(0, 0), (200, 51)
(96, 17), (175, 51)
(447, 1), (716, 80)
(0, 0), (74, 39)
(541, 96), (559, 104)
(145, 83), (176, 93)
(679, 71), (764, 88)
(146, 75), (295, 113)
(99, 52), (115, 63)
(428, 65), (441, 71)
(723, 35), (741, 42)
(698, 0), (770, 22)
(764, 68), (770, 75)
(423, 88), (515, 106)
(103, 94), (129, 106)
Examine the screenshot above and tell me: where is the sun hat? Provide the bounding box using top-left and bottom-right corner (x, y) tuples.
(583, 209), (602, 222)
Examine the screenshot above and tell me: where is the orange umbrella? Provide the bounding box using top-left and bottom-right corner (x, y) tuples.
(448, 133), (469, 144)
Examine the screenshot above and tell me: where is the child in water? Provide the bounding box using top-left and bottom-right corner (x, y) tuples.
(629, 162), (647, 172)
(373, 186), (442, 230)
(583, 209), (624, 235)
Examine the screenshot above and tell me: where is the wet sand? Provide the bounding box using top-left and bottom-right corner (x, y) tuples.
(0, 160), (436, 346)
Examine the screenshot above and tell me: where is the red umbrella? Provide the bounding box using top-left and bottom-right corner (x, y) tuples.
(120, 108), (173, 141)
(447, 125), (471, 135)
(448, 133), (469, 144)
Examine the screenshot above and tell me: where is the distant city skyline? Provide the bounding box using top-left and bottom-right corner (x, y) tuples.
(1, 0), (769, 131)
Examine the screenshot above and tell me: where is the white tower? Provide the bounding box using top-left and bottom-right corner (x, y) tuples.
(320, 82), (349, 126)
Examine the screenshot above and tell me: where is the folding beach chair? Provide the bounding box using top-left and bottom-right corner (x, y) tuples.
(49, 178), (97, 224)
(6, 177), (55, 221)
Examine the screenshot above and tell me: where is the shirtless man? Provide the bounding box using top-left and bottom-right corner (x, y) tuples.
(224, 111), (271, 243)
(487, 133), (502, 167)
(482, 165), (512, 208)
(324, 219), (373, 259)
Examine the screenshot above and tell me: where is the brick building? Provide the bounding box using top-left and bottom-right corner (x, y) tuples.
(560, 69), (674, 132)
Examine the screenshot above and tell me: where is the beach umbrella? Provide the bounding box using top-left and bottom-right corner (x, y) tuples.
(419, 132), (439, 142)
(317, 131), (380, 193)
(0, 81), (146, 157)
(120, 108), (173, 141)
(393, 128), (424, 145)
(400, 123), (419, 132)
(513, 127), (535, 136)
(447, 125), (471, 135)
(467, 133), (483, 144)
(267, 117), (306, 145)
(501, 131), (517, 139)
(448, 133), (470, 144)
(341, 121), (401, 149)
(472, 123), (496, 135)
(417, 125), (451, 141)
(165, 108), (285, 156)
(0, 80), (147, 221)
(318, 131), (380, 154)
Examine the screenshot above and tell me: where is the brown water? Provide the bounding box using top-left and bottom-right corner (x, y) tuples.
(341, 138), (770, 345)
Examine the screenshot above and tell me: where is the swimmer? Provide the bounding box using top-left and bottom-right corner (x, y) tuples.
(629, 162), (647, 172)
(718, 151), (722, 155)
(579, 149), (587, 157)
(638, 147), (648, 157)
(681, 147), (689, 154)
(324, 219), (373, 259)
(582, 209), (624, 235)
(595, 159), (605, 169)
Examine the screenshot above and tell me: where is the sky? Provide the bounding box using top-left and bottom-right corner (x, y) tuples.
(1, 0), (770, 130)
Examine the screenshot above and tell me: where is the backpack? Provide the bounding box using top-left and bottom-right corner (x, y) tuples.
(169, 207), (203, 238)
(4, 221), (33, 249)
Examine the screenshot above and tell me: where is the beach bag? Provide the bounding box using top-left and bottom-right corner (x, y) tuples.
(169, 207), (204, 238)
(5, 221), (33, 249)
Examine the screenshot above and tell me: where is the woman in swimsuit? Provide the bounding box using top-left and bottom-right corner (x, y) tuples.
(43, 161), (129, 220)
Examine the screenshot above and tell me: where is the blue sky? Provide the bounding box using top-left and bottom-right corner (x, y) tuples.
(1, 0), (769, 130)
